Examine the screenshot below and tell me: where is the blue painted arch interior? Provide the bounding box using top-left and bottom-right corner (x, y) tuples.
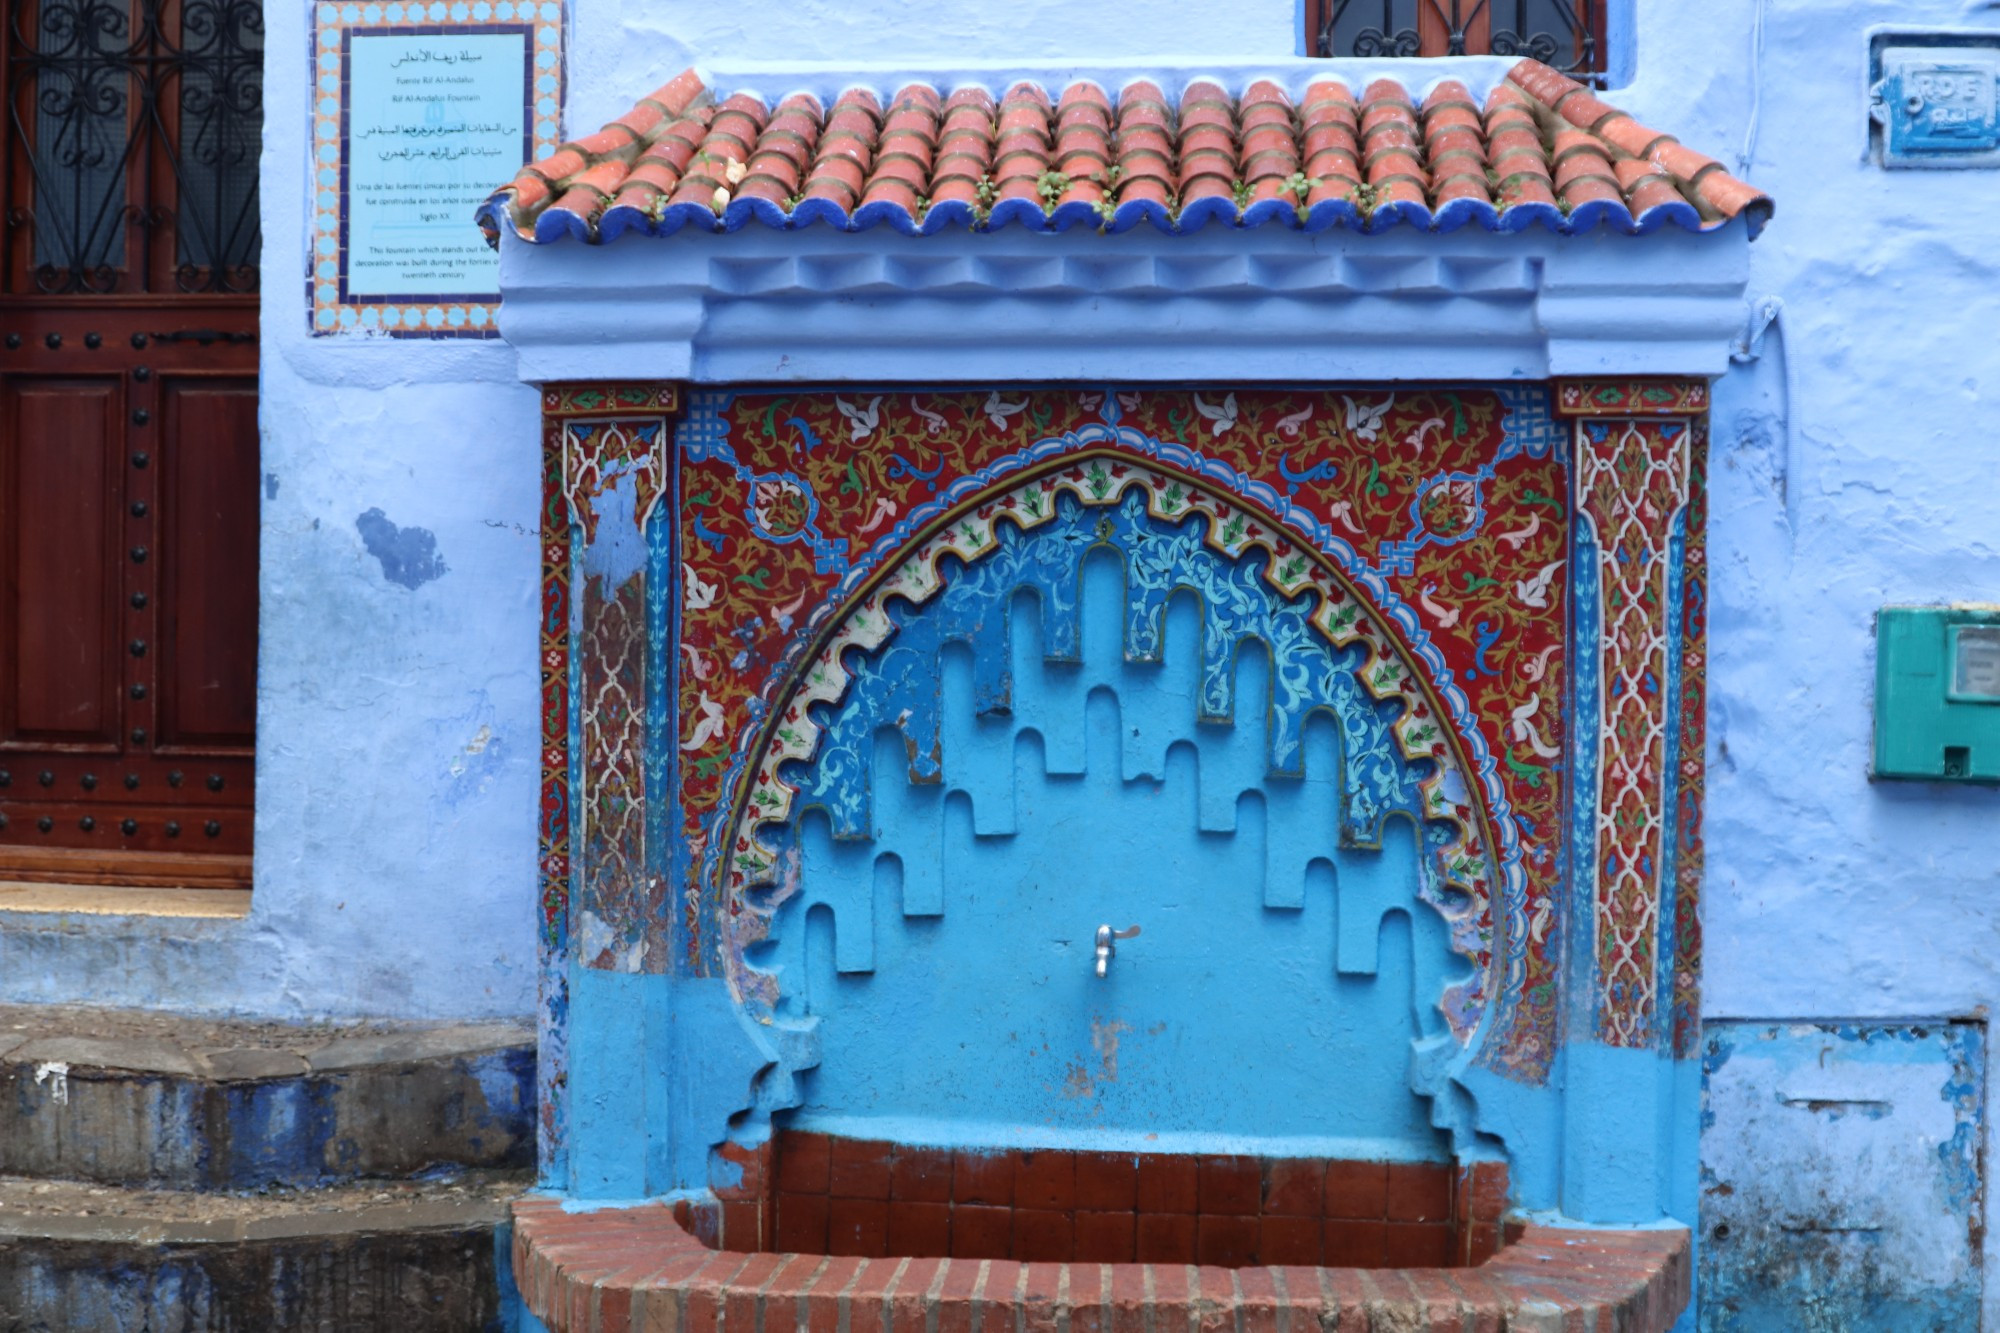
(746, 489), (1471, 1159)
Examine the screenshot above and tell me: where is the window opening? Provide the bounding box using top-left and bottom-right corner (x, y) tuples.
(1307, 0), (1604, 78)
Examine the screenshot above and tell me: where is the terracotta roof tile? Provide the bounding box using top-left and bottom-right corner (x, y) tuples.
(478, 59), (1772, 246)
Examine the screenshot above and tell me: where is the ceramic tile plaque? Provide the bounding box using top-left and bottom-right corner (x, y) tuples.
(310, 0), (564, 336)
(1869, 32), (2000, 169)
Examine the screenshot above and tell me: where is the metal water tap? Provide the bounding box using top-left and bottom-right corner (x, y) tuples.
(1094, 924), (1141, 978)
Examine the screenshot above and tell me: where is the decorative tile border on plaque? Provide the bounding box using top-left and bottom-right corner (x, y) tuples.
(310, 0), (564, 336)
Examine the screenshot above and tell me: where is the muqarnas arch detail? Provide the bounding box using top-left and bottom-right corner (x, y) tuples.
(674, 388), (1570, 1085)
(720, 458), (1500, 1043)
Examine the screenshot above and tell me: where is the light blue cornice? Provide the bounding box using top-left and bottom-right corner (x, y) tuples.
(498, 220), (1752, 384)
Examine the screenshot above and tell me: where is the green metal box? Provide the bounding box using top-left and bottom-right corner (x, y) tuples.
(1874, 605), (2000, 783)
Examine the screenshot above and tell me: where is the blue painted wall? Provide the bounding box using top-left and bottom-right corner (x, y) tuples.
(1627, 5), (2000, 1324)
(4, 0), (1996, 1318)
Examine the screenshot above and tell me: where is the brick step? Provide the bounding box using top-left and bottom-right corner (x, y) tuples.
(0, 1169), (534, 1330)
(0, 1006), (534, 1190)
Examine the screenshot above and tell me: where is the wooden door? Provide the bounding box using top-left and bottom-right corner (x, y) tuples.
(0, 0), (261, 888)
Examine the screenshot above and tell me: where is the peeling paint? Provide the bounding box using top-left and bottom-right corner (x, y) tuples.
(356, 507), (450, 589)
(450, 725), (495, 779)
(1090, 1016), (1132, 1083)
(1701, 1021), (1984, 1330)
(578, 464), (649, 593)
(431, 695), (513, 817)
(576, 911), (644, 975)
(32, 1062), (68, 1106)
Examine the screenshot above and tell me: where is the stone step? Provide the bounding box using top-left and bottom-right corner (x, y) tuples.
(0, 1006), (535, 1190)
(0, 1169), (535, 1331)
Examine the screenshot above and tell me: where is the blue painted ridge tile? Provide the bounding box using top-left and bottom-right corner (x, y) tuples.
(656, 202), (719, 233)
(1047, 200), (1105, 232)
(985, 198), (1052, 230)
(1239, 198), (1303, 229)
(1428, 198), (1496, 234)
(498, 189), (1752, 246)
(1631, 200), (1704, 234)
(920, 200), (978, 234)
(724, 197), (787, 231)
(788, 198), (850, 229)
(1302, 200), (1365, 232)
(1105, 200), (1173, 234)
(597, 203), (648, 242)
(848, 200), (923, 233)
(1564, 198), (1631, 233)
(1175, 196), (1239, 229)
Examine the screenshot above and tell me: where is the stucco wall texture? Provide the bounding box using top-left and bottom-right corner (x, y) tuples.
(4, 0), (1997, 1300)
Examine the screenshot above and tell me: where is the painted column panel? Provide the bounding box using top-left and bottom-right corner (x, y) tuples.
(1561, 379), (1708, 1052)
(1578, 419), (1689, 1046)
(567, 414), (669, 970)
(1554, 378), (1709, 1226)
(1670, 429), (1707, 1060)
(536, 382), (681, 1182)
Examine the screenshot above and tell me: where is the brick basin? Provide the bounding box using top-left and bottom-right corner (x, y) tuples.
(751, 1134), (1506, 1269)
(512, 1192), (1692, 1333)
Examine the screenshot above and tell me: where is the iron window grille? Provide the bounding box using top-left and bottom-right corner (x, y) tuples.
(1308, 0), (1604, 78)
(2, 0), (262, 296)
